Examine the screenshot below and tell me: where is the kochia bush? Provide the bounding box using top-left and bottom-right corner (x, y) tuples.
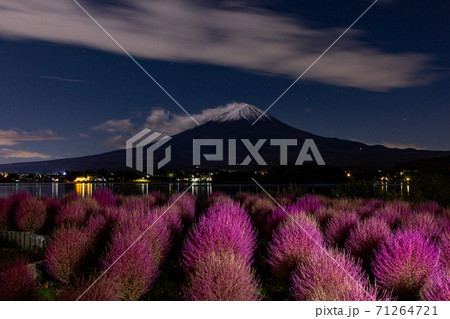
(92, 188), (116, 207)
(372, 229), (440, 300)
(181, 200), (257, 271)
(268, 214), (324, 279)
(45, 226), (91, 283)
(291, 250), (380, 301)
(345, 217), (391, 270)
(0, 258), (36, 300)
(15, 198), (48, 232)
(324, 212), (359, 248)
(184, 250), (260, 301)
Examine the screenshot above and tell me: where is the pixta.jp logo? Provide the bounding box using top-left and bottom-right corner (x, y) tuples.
(126, 129), (172, 176)
(126, 129), (325, 176)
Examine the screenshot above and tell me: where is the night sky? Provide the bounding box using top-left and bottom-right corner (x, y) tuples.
(0, 0), (449, 164)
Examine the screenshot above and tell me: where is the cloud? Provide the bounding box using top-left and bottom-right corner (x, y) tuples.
(0, 0), (435, 91)
(0, 148), (51, 159)
(145, 103), (244, 135)
(78, 133), (90, 138)
(40, 75), (86, 83)
(352, 138), (427, 150)
(0, 129), (65, 146)
(93, 102), (247, 148)
(371, 141), (428, 150)
(91, 119), (134, 133)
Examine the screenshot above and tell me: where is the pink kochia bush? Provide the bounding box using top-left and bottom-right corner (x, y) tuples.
(250, 198), (276, 231)
(184, 250), (260, 301)
(324, 212), (359, 248)
(14, 198), (48, 232)
(291, 250), (379, 301)
(345, 217), (391, 270)
(45, 226), (91, 283)
(100, 211), (174, 300)
(268, 214), (324, 279)
(0, 258), (36, 300)
(92, 188), (116, 207)
(372, 229), (440, 300)
(182, 200), (260, 300)
(181, 200), (257, 271)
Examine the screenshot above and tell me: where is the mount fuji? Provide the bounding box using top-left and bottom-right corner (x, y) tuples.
(1, 104), (449, 173)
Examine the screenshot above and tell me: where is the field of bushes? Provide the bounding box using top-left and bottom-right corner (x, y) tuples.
(0, 189), (449, 301)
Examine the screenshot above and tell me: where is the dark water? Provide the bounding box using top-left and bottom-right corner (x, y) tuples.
(0, 182), (339, 198)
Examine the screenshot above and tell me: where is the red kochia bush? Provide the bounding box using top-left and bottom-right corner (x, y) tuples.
(0, 258), (36, 300)
(181, 200), (257, 271)
(372, 229), (440, 300)
(184, 251), (260, 301)
(291, 250), (379, 301)
(108, 211), (172, 264)
(101, 231), (159, 300)
(345, 217), (391, 270)
(250, 198), (277, 230)
(60, 274), (119, 301)
(0, 198), (10, 230)
(15, 198), (48, 232)
(268, 214), (324, 279)
(45, 226), (91, 283)
(92, 188), (116, 207)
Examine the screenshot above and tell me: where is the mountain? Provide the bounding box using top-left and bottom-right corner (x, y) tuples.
(1, 104), (449, 173)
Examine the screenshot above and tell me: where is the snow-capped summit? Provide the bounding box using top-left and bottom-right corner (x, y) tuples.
(213, 103), (272, 123)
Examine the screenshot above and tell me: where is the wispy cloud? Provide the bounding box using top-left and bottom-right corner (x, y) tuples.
(0, 148), (51, 159)
(0, 0), (436, 91)
(40, 75), (86, 83)
(78, 133), (90, 138)
(0, 129), (66, 146)
(91, 119), (134, 133)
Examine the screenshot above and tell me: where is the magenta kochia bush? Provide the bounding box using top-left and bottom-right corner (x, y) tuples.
(324, 212), (359, 248)
(45, 226), (91, 283)
(400, 212), (442, 240)
(14, 198), (48, 232)
(268, 214), (324, 279)
(169, 193), (196, 223)
(184, 251), (260, 301)
(182, 200), (259, 300)
(181, 200), (257, 271)
(374, 201), (411, 229)
(421, 269), (450, 301)
(294, 194), (324, 213)
(0, 258), (36, 300)
(440, 231), (450, 269)
(291, 250), (379, 301)
(92, 188), (116, 207)
(250, 198), (276, 231)
(55, 198), (99, 226)
(266, 203), (309, 235)
(372, 229), (440, 300)
(345, 217), (391, 270)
